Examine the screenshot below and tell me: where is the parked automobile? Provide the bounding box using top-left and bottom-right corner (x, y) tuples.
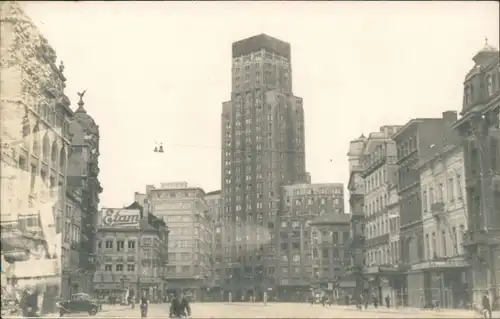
(56, 293), (101, 316)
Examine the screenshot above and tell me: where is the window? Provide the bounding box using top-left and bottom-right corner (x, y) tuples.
(456, 175), (462, 199)
(447, 178), (454, 201)
(442, 231), (447, 257)
(487, 75), (493, 96)
(332, 232), (339, 244)
(127, 264), (135, 272)
(104, 264), (112, 271)
(425, 234), (430, 260)
(117, 240), (125, 252)
(422, 187), (428, 212)
(116, 264), (124, 272)
(105, 240), (113, 249)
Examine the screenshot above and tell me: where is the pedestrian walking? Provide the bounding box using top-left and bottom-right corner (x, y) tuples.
(140, 291), (149, 318)
(385, 295), (390, 308)
(482, 292), (492, 319)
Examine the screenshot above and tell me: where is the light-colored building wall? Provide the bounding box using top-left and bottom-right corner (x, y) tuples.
(362, 126), (400, 267)
(148, 183), (212, 295)
(420, 147), (468, 260)
(387, 185), (400, 264)
(1, 4), (72, 308)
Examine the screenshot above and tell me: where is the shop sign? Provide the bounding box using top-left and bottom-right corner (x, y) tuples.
(100, 209), (140, 228)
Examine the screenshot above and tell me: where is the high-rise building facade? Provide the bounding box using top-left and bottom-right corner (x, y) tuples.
(453, 41), (499, 307)
(221, 34), (308, 300)
(278, 183), (344, 300)
(148, 182), (212, 300)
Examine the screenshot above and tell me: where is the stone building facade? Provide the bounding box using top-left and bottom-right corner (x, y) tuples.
(1, 1), (72, 314)
(414, 143), (469, 308)
(453, 40), (500, 307)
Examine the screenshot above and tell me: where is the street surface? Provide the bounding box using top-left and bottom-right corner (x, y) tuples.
(5, 303), (495, 318)
(91, 302), (490, 318)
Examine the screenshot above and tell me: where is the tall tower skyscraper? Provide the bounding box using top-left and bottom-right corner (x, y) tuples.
(220, 34), (309, 300)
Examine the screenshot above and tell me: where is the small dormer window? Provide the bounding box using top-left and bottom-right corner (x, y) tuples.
(465, 85), (472, 104)
(486, 75), (493, 96)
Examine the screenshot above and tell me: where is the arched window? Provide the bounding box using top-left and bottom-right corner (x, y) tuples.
(51, 141), (58, 167)
(32, 124), (40, 156)
(42, 134), (50, 162)
(487, 75), (493, 96)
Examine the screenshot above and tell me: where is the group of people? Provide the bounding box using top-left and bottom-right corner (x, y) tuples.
(126, 291), (191, 318)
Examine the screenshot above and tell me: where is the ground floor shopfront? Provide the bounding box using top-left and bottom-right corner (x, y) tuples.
(410, 258), (470, 308)
(364, 266), (407, 307)
(93, 279), (164, 303)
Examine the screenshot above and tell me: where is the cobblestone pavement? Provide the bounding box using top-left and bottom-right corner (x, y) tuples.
(93, 302), (494, 318)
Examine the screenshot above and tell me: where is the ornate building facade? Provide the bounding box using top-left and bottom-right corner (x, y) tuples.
(1, 1), (72, 314)
(65, 94), (102, 297)
(361, 126), (401, 305)
(453, 40), (500, 307)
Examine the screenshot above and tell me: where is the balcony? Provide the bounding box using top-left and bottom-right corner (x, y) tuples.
(463, 228), (500, 246)
(431, 201), (445, 220)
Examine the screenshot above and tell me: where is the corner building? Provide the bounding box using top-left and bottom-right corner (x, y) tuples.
(221, 34), (308, 301)
(453, 41), (500, 307)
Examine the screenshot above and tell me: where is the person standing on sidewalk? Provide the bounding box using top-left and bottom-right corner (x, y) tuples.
(140, 291), (149, 318)
(20, 285), (40, 318)
(482, 292), (492, 319)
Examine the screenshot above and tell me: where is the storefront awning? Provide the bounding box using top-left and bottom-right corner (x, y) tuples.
(411, 258), (469, 272)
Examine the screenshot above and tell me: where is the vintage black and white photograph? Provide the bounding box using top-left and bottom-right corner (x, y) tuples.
(0, 1), (499, 318)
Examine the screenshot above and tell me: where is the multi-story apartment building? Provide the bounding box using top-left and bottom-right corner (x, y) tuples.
(221, 34), (309, 300)
(65, 94), (102, 297)
(361, 126), (400, 304)
(94, 204), (168, 302)
(386, 184), (403, 305)
(453, 40), (500, 307)
(61, 187), (84, 297)
(148, 182), (212, 299)
(206, 190), (223, 300)
(278, 183), (344, 300)
(346, 135), (368, 304)
(1, 2), (72, 313)
(392, 111), (459, 307)
(415, 140), (469, 308)
(309, 214), (351, 302)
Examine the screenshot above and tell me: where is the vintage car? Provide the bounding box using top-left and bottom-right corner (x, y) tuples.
(56, 293), (102, 316)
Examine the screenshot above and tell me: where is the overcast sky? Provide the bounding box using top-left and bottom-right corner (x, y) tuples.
(23, 1), (499, 209)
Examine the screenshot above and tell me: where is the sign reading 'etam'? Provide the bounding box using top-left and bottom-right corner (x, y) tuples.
(100, 209), (140, 228)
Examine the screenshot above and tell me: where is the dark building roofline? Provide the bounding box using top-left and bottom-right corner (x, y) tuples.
(232, 33), (291, 60)
(206, 190), (221, 196)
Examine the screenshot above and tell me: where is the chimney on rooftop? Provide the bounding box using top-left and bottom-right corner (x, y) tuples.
(442, 111), (458, 126)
